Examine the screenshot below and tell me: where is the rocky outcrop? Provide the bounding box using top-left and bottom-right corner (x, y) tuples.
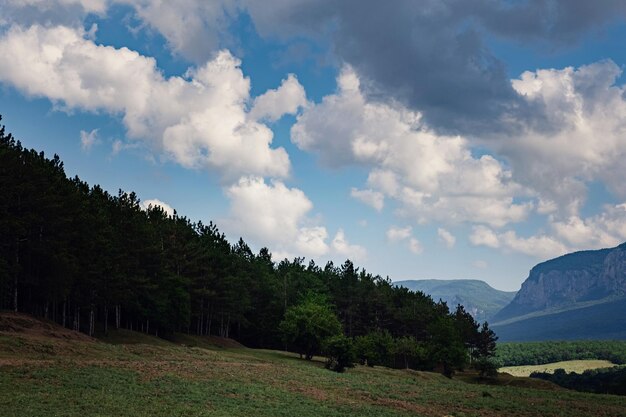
(494, 243), (626, 322)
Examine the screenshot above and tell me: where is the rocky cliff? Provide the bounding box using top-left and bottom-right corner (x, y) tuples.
(494, 242), (626, 322)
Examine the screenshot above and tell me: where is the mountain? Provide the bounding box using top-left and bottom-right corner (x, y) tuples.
(393, 279), (516, 322)
(492, 242), (626, 341)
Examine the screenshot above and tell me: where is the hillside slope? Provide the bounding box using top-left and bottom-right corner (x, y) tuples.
(492, 243), (626, 341)
(394, 279), (516, 322)
(1, 312), (625, 417)
(493, 297), (626, 341)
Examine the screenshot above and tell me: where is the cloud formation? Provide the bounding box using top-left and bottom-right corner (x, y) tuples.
(293, 67), (530, 227)
(0, 24), (293, 180)
(223, 176), (365, 261)
(140, 198), (175, 216)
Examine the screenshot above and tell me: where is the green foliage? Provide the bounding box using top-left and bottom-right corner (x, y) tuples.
(474, 357), (499, 378)
(279, 297), (342, 360)
(354, 330), (395, 367)
(531, 366), (626, 396)
(427, 317), (468, 377)
(496, 340), (626, 366)
(392, 336), (425, 369)
(322, 334), (355, 372)
(0, 115), (488, 376)
(475, 322), (498, 358)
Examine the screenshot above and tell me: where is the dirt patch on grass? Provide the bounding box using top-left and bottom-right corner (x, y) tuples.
(0, 312), (94, 343)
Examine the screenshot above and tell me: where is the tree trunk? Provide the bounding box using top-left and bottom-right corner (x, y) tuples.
(104, 305), (108, 335)
(89, 309), (94, 336)
(13, 238), (19, 312)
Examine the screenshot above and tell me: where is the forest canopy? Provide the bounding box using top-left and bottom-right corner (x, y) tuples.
(0, 116), (495, 374)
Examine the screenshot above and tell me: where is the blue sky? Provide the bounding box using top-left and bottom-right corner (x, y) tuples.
(2, 1), (626, 291)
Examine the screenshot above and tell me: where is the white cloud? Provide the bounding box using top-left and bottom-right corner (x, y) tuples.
(386, 225), (423, 255)
(551, 203), (626, 249)
(80, 128), (99, 151)
(350, 188), (384, 211)
(0, 0), (107, 27)
(498, 231), (569, 259)
(386, 226), (412, 242)
(292, 66), (530, 227)
(224, 176), (327, 257)
(140, 198), (175, 216)
(0, 24), (292, 180)
(331, 229), (366, 261)
(469, 225), (500, 249)
(505, 60), (626, 216)
(470, 225), (568, 259)
(116, 0), (238, 63)
(437, 228), (456, 249)
(249, 74), (307, 122)
(408, 238), (423, 255)
(223, 176), (366, 261)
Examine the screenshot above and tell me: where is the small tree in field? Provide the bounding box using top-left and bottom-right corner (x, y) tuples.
(323, 334), (355, 372)
(279, 296), (342, 360)
(473, 321), (499, 378)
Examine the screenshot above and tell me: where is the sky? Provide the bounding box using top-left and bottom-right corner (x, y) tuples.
(2, 1), (626, 291)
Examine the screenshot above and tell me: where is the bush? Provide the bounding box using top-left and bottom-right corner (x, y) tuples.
(323, 334), (355, 373)
(279, 297), (342, 360)
(474, 357), (498, 379)
(354, 330), (394, 367)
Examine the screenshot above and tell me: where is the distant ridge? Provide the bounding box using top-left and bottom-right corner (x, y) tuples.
(394, 279), (516, 322)
(492, 242), (626, 341)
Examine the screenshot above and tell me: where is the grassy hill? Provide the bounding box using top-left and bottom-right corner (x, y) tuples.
(492, 298), (626, 342)
(500, 360), (618, 377)
(394, 279), (516, 322)
(1, 312), (626, 416)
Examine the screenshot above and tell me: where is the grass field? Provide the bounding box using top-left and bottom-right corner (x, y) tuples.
(1, 313), (625, 417)
(499, 360), (618, 377)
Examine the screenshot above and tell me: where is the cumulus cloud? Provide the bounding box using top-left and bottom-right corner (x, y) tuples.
(140, 198), (175, 216)
(331, 229), (366, 261)
(0, 0), (107, 27)
(0, 24), (292, 180)
(470, 201), (626, 258)
(437, 228), (456, 249)
(224, 176), (326, 256)
(80, 128), (99, 151)
(551, 203), (626, 249)
(470, 225), (568, 259)
(386, 226), (412, 242)
(244, 0), (626, 134)
(350, 188), (384, 212)
(386, 225), (422, 255)
(248, 74), (307, 122)
(293, 67), (531, 227)
(469, 226), (500, 249)
(502, 60), (626, 215)
(7, 0), (626, 135)
(223, 176), (365, 261)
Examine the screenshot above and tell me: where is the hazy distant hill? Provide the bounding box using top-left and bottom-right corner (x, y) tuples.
(394, 279), (516, 322)
(492, 242), (626, 341)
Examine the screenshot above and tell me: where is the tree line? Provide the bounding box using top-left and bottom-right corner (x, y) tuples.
(531, 367), (626, 396)
(496, 341), (626, 367)
(0, 116), (496, 375)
